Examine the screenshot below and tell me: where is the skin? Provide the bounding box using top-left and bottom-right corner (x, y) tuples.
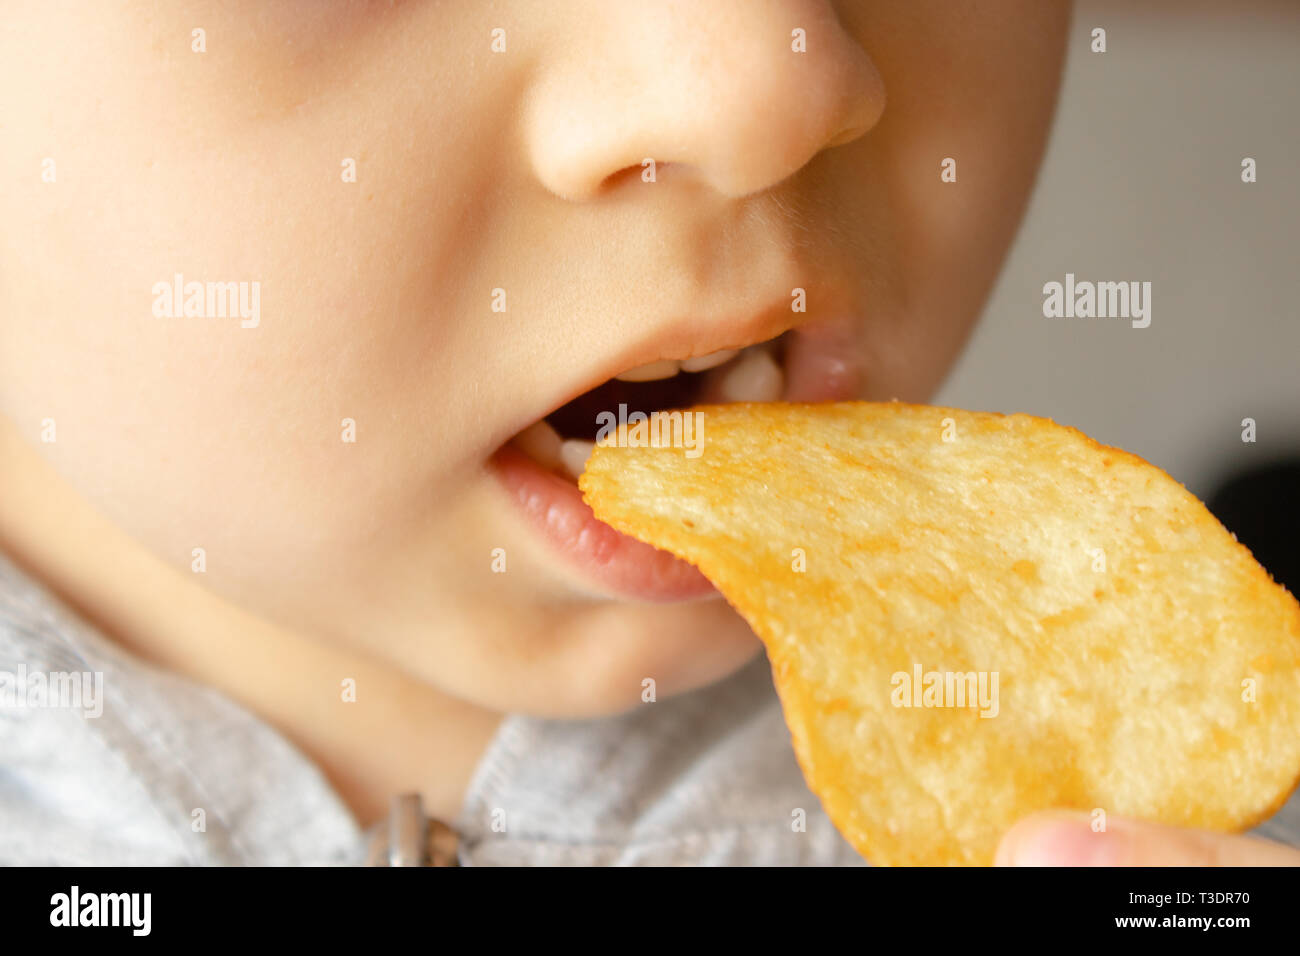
(8, 0), (1275, 862)
(997, 812), (1300, 867)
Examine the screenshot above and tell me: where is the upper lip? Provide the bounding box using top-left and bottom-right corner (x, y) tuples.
(495, 292), (836, 449)
(618, 306), (792, 368)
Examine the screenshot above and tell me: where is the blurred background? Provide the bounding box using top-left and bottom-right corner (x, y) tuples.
(935, 0), (1299, 591)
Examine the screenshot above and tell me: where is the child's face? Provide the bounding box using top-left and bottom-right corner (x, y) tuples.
(0, 2), (1068, 716)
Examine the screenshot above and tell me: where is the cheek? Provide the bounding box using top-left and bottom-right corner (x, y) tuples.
(0, 67), (509, 597)
(831, 1), (1067, 400)
(0, 162), (455, 597)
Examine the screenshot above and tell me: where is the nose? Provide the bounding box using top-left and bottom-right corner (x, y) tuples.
(524, 1), (886, 201)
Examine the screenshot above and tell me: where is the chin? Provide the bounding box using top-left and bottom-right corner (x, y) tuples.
(505, 593), (766, 719)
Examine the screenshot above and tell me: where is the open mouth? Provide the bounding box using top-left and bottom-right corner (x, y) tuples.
(490, 320), (862, 602)
(513, 334), (788, 481)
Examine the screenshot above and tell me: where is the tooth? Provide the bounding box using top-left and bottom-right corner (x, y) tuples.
(513, 419), (564, 469)
(615, 359), (681, 382)
(718, 348), (783, 403)
(680, 349), (738, 373)
(560, 439), (596, 480)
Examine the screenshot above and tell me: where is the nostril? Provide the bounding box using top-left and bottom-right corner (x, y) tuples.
(597, 160), (674, 193)
(597, 165), (643, 193)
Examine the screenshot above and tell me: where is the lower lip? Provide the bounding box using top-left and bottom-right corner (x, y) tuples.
(490, 445), (718, 602)
(490, 316), (866, 602)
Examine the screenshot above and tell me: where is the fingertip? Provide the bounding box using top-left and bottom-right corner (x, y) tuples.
(995, 810), (1104, 867)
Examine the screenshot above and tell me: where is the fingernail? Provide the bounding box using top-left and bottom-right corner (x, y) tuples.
(998, 812), (1124, 866)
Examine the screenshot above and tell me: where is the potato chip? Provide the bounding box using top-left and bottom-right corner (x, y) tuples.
(579, 402), (1300, 866)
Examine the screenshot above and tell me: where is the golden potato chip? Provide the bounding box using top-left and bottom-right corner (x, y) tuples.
(579, 402), (1300, 866)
